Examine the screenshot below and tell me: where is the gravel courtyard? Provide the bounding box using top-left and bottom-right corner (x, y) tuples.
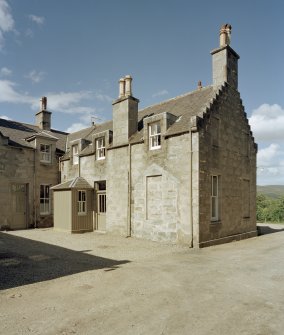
(1, 225), (284, 335)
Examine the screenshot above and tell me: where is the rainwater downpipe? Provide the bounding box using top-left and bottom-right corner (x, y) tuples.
(127, 143), (132, 237)
(190, 131), (194, 248)
(33, 148), (37, 228)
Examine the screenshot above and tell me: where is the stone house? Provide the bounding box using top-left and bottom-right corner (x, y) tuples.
(53, 24), (257, 247)
(0, 98), (68, 229)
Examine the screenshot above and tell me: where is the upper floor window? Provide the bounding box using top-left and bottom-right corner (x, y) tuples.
(78, 190), (87, 214)
(211, 175), (219, 221)
(40, 144), (51, 163)
(149, 122), (161, 150)
(96, 137), (105, 160)
(40, 184), (50, 215)
(72, 144), (79, 165)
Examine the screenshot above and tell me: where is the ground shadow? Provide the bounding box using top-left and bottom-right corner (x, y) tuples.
(0, 232), (130, 290)
(257, 225), (284, 236)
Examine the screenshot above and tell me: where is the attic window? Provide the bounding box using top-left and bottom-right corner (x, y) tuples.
(40, 144), (51, 163)
(96, 137), (105, 160)
(72, 144), (79, 165)
(149, 122), (161, 150)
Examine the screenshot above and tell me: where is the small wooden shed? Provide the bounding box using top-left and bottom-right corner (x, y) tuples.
(52, 177), (94, 233)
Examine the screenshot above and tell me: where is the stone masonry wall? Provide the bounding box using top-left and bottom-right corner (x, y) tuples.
(0, 145), (34, 229)
(198, 85), (257, 246)
(130, 133), (192, 244)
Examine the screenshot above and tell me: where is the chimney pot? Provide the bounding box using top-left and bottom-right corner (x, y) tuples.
(124, 75), (132, 97)
(219, 23), (232, 47)
(119, 78), (125, 98)
(41, 96), (47, 110)
(197, 80), (202, 89)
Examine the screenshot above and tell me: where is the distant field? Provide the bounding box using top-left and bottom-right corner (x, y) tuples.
(257, 185), (284, 199)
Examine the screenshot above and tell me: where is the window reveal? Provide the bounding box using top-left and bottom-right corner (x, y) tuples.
(149, 122), (161, 150)
(96, 137), (106, 160)
(40, 144), (51, 163)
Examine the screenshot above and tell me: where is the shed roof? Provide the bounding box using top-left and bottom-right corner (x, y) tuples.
(51, 177), (93, 190)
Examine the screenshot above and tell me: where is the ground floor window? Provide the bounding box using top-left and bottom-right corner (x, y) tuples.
(40, 184), (50, 215)
(211, 175), (219, 221)
(78, 190), (87, 214)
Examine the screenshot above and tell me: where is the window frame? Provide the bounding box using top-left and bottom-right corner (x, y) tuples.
(96, 137), (106, 160)
(72, 144), (79, 165)
(149, 122), (161, 150)
(40, 144), (51, 163)
(40, 184), (50, 215)
(78, 190), (87, 215)
(211, 175), (219, 221)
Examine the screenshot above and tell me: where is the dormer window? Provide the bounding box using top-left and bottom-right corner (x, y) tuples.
(149, 122), (161, 150)
(96, 137), (105, 160)
(40, 144), (51, 163)
(72, 144), (79, 165)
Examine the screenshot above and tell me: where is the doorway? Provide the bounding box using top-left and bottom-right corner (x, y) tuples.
(95, 181), (106, 231)
(11, 183), (27, 229)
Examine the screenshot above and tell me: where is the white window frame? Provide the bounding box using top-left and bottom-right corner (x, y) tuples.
(40, 184), (50, 215)
(96, 137), (105, 160)
(78, 190), (87, 215)
(149, 122), (161, 150)
(40, 144), (51, 163)
(72, 144), (79, 165)
(211, 175), (219, 221)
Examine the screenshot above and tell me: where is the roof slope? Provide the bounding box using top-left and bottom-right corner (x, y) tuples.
(0, 118), (68, 151)
(62, 85), (218, 158)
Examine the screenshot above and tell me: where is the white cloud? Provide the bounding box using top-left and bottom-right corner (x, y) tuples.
(0, 80), (35, 104)
(0, 0), (15, 49)
(0, 66), (12, 76)
(26, 70), (46, 83)
(152, 89), (169, 98)
(257, 144), (280, 167)
(95, 92), (112, 102)
(65, 123), (88, 133)
(249, 104), (284, 141)
(28, 14), (45, 25)
(0, 115), (10, 120)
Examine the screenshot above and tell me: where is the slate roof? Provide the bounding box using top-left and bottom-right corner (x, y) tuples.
(51, 177), (93, 190)
(130, 85), (217, 142)
(0, 118), (68, 152)
(61, 85), (218, 158)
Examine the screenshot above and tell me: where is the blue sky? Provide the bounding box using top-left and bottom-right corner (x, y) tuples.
(0, 0), (284, 185)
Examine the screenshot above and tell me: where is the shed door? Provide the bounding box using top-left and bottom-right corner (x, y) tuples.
(96, 191), (106, 231)
(11, 184), (27, 229)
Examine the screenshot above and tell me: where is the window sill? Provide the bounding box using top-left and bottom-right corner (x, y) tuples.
(149, 146), (161, 151)
(40, 161), (52, 165)
(210, 220), (221, 225)
(78, 213), (87, 216)
(40, 213), (50, 216)
(96, 157), (106, 161)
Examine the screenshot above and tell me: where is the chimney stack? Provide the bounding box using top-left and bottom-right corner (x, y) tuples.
(211, 23), (239, 90)
(197, 80), (202, 90)
(35, 96), (51, 130)
(112, 75), (139, 146)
